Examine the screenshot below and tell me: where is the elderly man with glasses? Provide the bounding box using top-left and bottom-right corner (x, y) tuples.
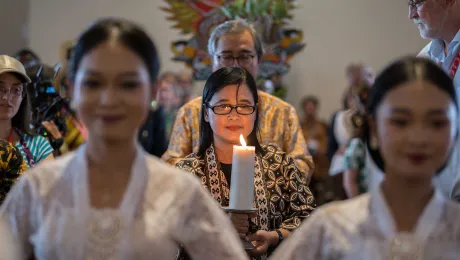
(409, 0), (460, 201)
(161, 19), (314, 180)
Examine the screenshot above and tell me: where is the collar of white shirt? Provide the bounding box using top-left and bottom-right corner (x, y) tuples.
(429, 29), (460, 63)
(370, 185), (445, 241)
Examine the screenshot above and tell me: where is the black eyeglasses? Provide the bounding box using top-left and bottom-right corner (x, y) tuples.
(408, 0), (426, 9)
(216, 54), (256, 67)
(205, 103), (257, 115)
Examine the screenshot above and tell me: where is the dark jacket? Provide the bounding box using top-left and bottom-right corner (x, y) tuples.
(138, 107), (168, 157)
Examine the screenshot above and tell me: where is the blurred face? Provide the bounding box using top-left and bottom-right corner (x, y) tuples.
(0, 73), (24, 120)
(346, 65), (363, 87)
(161, 73), (176, 85)
(372, 80), (457, 181)
(177, 71), (193, 89)
(347, 65), (375, 86)
(212, 31), (259, 78)
(408, 0), (450, 39)
(156, 81), (178, 108)
(72, 41), (151, 142)
(303, 101), (317, 117)
(205, 83), (256, 146)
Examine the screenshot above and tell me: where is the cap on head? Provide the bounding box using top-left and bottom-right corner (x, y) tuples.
(0, 55), (32, 84)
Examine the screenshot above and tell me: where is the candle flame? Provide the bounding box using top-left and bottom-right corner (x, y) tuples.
(240, 134), (247, 147)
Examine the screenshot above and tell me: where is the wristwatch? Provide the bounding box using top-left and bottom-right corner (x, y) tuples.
(275, 229), (284, 245)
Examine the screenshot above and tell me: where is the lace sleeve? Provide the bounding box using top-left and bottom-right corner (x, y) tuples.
(172, 179), (248, 260)
(270, 210), (327, 260)
(0, 175), (36, 259)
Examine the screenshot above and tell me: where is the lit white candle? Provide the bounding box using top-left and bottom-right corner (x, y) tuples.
(229, 134), (255, 210)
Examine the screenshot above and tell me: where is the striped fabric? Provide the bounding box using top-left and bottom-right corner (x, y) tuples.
(15, 133), (53, 168)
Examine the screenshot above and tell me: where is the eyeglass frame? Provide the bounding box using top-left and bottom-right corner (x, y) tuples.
(204, 103), (258, 115)
(0, 86), (25, 99)
(215, 53), (256, 67)
(408, 0), (426, 9)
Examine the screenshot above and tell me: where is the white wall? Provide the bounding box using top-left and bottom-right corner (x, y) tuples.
(0, 0), (29, 55)
(28, 0), (428, 120)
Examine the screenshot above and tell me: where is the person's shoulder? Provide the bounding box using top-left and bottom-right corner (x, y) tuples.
(316, 193), (370, 225)
(442, 194), (460, 215)
(430, 193), (460, 240)
(20, 151), (76, 195)
(181, 96), (202, 110)
(258, 91), (296, 111)
(175, 97), (202, 119)
(145, 153), (202, 187)
(176, 153), (201, 165)
(417, 42), (432, 58)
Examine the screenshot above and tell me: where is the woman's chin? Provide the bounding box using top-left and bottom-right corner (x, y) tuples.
(0, 113), (11, 120)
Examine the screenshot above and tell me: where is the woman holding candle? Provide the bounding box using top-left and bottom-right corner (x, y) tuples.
(176, 67), (315, 259)
(0, 18), (247, 259)
(271, 57), (460, 259)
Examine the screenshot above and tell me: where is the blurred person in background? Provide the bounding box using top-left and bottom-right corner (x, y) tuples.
(327, 63), (375, 200)
(13, 49), (41, 69)
(267, 72), (287, 100)
(0, 55), (54, 169)
(176, 69), (194, 104)
(343, 83), (373, 198)
(300, 95), (329, 205)
(410, 0), (460, 202)
(156, 73), (180, 140)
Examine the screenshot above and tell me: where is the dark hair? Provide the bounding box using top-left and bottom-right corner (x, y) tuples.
(366, 56), (458, 172)
(69, 17), (160, 83)
(14, 49), (40, 62)
(197, 67), (263, 156)
(301, 95), (319, 109)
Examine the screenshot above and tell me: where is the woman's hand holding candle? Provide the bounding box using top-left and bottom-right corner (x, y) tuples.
(246, 230), (273, 256)
(229, 211), (258, 237)
(229, 213), (250, 237)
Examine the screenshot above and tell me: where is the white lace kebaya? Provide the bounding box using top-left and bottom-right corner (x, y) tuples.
(0, 144), (248, 260)
(271, 186), (460, 260)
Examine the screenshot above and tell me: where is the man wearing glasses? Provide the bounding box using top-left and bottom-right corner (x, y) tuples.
(410, 0), (460, 86)
(409, 0), (460, 201)
(162, 19), (314, 180)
